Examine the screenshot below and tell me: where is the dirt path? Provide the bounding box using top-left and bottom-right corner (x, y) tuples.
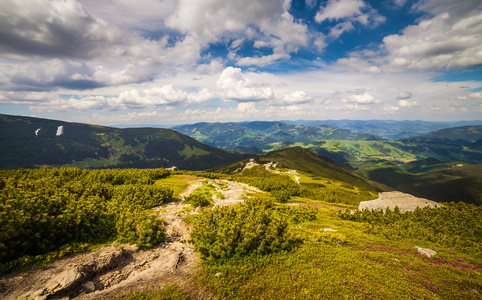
(0, 179), (260, 300)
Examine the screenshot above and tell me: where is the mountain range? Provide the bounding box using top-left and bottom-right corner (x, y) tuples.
(0, 114), (250, 170)
(1, 113), (480, 204)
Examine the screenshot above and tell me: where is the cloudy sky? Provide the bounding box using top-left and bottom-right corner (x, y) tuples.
(0, 0), (481, 126)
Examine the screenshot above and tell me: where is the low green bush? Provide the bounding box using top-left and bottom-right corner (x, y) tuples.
(190, 196), (297, 260)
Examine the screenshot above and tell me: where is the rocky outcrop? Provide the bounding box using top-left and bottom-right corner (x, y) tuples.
(358, 191), (443, 213)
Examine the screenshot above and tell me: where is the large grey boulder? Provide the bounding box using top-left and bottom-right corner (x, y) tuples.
(359, 191), (443, 213)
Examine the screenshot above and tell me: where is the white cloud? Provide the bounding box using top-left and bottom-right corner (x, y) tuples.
(329, 21), (355, 38)
(334, 55), (381, 73)
(236, 102), (258, 113)
(398, 99), (418, 107)
(216, 67), (274, 101)
(383, 105), (400, 112)
(78, 0), (175, 31)
(344, 103), (370, 110)
(397, 91), (412, 99)
(315, 0), (366, 22)
(16, 84), (215, 113)
(343, 91), (381, 104)
(165, 0), (308, 66)
(277, 91), (312, 106)
(315, 0), (385, 32)
(457, 91), (482, 100)
(383, 2), (482, 71)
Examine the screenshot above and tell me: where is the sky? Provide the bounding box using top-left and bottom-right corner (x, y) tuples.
(0, 0), (481, 126)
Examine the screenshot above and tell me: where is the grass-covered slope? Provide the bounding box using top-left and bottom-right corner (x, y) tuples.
(399, 126), (482, 164)
(363, 160), (482, 205)
(213, 146), (388, 193)
(0, 114), (251, 170)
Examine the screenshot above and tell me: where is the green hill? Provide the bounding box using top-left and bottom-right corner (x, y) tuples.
(364, 160), (482, 205)
(399, 126), (482, 164)
(0, 114), (251, 170)
(213, 146), (388, 192)
(404, 125), (482, 143)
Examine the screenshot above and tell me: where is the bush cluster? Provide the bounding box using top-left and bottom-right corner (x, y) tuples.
(339, 202), (482, 253)
(190, 196), (297, 259)
(0, 168), (172, 269)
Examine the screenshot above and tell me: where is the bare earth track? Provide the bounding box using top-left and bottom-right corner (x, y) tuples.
(0, 179), (261, 300)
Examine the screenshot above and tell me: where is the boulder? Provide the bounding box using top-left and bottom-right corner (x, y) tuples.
(358, 191), (443, 213)
(414, 246), (437, 258)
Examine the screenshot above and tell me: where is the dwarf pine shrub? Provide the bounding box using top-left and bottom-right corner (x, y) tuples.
(190, 196), (297, 259)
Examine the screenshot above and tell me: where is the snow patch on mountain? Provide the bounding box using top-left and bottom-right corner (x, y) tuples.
(56, 126), (64, 136)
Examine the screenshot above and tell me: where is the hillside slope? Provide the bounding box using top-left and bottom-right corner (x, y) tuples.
(213, 146), (388, 192)
(0, 114), (251, 170)
(399, 126), (482, 164)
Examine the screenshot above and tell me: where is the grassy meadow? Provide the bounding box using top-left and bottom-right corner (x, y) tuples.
(1, 167), (480, 299)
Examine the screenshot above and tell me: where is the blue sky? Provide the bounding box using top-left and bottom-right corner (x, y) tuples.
(0, 0), (481, 125)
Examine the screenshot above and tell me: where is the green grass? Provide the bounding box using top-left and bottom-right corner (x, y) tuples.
(195, 205), (482, 299)
(155, 175), (203, 199)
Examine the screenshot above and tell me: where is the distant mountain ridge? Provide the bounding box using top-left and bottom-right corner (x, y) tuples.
(173, 121), (381, 153)
(402, 125), (482, 143)
(0, 114), (251, 169)
(283, 119), (482, 140)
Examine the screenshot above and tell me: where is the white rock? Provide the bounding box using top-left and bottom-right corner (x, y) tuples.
(358, 191), (443, 213)
(414, 246), (437, 258)
(321, 228), (338, 232)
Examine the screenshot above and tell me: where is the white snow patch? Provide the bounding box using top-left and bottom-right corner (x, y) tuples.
(56, 126), (64, 136)
(35, 128), (41, 136)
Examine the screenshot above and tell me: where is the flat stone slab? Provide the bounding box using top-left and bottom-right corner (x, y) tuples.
(359, 191), (443, 213)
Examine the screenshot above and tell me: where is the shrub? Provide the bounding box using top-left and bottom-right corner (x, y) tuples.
(190, 196), (297, 260)
(186, 193), (212, 208)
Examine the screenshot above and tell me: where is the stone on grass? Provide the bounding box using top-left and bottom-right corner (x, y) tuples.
(414, 246), (437, 258)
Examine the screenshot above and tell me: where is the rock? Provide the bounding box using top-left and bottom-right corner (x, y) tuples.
(82, 281), (96, 293)
(358, 191), (443, 213)
(321, 228), (338, 232)
(215, 272), (222, 277)
(414, 246), (437, 258)
(46, 268), (83, 293)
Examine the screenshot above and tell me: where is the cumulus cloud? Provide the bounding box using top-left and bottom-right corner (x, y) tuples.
(383, 1), (482, 70)
(398, 99), (418, 107)
(457, 91), (482, 100)
(383, 105), (400, 112)
(342, 91), (381, 104)
(78, 0), (175, 32)
(0, 0), (125, 60)
(315, 0), (367, 22)
(166, 0), (308, 66)
(216, 67), (274, 102)
(277, 91), (313, 106)
(315, 0), (385, 38)
(334, 54), (381, 73)
(236, 102), (258, 113)
(4, 85), (216, 113)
